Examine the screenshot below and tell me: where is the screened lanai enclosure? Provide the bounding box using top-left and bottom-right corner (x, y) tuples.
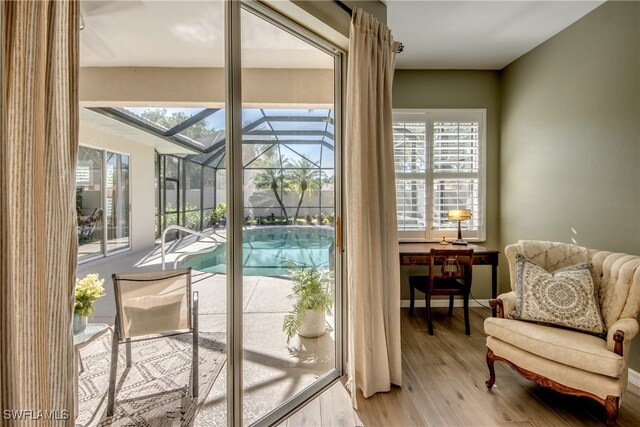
(89, 107), (336, 239)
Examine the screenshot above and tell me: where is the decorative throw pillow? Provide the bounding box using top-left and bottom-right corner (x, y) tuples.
(509, 255), (606, 336)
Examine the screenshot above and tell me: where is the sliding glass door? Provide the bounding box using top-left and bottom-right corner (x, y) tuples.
(105, 152), (130, 253)
(79, 0), (343, 424)
(76, 146), (130, 262)
(76, 146), (105, 262)
(235, 3), (343, 424)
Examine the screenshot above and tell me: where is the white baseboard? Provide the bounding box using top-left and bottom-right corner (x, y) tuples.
(401, 299), (490, 309)
(629, 368), (640, 388)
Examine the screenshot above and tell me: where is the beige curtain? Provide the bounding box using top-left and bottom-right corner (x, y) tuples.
(1, 0), (79, 422)
(345, 9), (401, 402)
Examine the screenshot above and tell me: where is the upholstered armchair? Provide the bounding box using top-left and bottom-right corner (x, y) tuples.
(484, 240), (640, 426)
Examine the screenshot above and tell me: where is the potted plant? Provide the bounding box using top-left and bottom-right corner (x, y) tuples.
(283, 266), (334, 341)
(210, 202), (227, 228)
(74, 274), (105, 334)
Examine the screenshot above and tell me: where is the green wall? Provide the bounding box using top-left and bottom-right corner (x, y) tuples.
(392, 70), (501, 300)
(500, 1), (640, 368)
(391, 5), (640, 376)
(292, 0), (386, 37)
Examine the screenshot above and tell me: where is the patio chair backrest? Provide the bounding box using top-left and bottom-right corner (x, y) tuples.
(112, 268), (192, 340)
(91, 208), (103, 222)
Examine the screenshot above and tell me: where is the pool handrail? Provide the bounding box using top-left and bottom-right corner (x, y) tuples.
(161, 225), (223, 270)
(171, 247), (219, 270)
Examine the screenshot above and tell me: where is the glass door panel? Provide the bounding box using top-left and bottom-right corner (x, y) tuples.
(76, 146), (104, 261)
(240, 5), (340, 424)
(132, 2), (229, 425)
(79, 0), (227, 423)
(106, 152), (130, 253)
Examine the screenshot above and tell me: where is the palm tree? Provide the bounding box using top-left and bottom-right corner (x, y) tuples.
(288, 159), (321, 223)
(252, 150), (289, 221)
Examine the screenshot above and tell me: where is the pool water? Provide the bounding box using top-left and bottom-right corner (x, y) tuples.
(183, 227), (334, 276)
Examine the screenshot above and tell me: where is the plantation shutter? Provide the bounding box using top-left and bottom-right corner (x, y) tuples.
(431, 115), (482, 234)
(393, 110), (485, 241)
(394, 118), (427, 237)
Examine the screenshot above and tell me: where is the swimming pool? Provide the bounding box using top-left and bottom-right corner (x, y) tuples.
(182, 226), (334, 276)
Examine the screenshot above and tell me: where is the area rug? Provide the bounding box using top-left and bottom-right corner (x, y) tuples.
(77, 332), (226, 427)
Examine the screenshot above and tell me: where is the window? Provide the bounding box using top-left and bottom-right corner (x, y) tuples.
(76, 146), (130, 262)
(394, 110), (486, 241)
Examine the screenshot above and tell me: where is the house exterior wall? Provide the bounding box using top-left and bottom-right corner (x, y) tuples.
(500, 1), (640, 369)
(80, 67), (334, 108)
(79, 124), (157, 255)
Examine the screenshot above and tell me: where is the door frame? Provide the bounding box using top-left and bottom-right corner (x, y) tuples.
(225, 1), (346, 425)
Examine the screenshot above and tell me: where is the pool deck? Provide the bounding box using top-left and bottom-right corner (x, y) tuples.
(76, 231), (336, 425)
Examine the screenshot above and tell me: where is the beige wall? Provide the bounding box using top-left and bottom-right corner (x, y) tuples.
(392, 70), (501, 300)
(79, 124), (157, 255)
(80, 67), (333, 108)
(500, 1), (640, 368)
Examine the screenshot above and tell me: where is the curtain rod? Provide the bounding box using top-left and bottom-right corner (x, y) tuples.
(333, 0), (353, 15)
(332, 0), (404, 53)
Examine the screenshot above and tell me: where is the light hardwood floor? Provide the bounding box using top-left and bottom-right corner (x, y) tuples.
(279, 380), (362, 427)
(286, 307), (640, 426)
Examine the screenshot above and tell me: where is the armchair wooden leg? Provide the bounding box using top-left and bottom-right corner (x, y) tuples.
(486, 347), (620, 426)
(604, 395), (619, 427)
(485, 349), (496, 390)
(409, 283), (415, 316)
(426, 293), (434, 335)
(448, 295), (454, 316)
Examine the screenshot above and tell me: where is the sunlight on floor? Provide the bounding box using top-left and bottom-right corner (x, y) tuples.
(76, 239), (335, 425)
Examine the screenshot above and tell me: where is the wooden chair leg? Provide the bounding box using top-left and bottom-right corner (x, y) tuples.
(485, 349), (496, 389)
(605, 396), (619, 426)
(426, 293), (434, 335)
(448, 295), (454, 316)
(409, 283), (415, 316)
(463, 292), (470, 335)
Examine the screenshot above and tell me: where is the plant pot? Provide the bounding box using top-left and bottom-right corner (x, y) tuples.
(298, 309), (326, 338)
(73, 313), (87, 335)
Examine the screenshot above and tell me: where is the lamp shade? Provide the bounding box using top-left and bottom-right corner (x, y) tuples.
(448, 209), (472, 221)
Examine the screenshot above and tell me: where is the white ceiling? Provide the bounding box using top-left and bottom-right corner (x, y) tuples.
(79, 108), (196, 155)
(80, 0), (332, 69)
(80, 1), (605, 71)
(388, 0), (605, 70)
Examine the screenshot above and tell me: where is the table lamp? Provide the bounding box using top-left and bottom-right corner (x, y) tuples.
(448, 209), (472, 246)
